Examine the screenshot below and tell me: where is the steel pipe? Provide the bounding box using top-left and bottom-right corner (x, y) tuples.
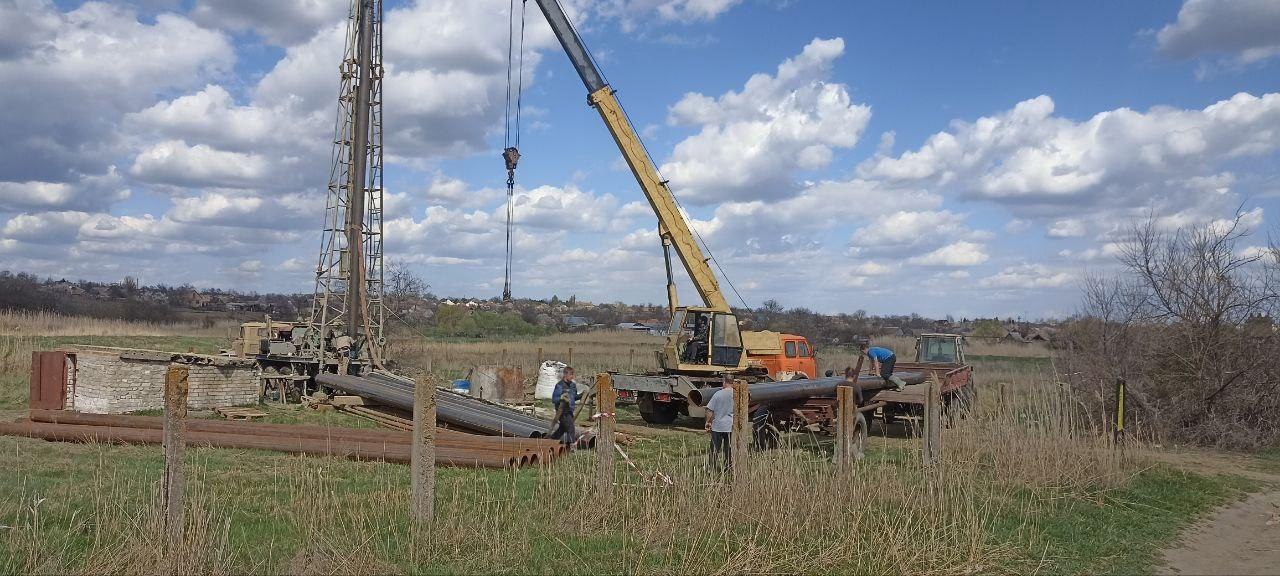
(26, 409), (562, 461)
(319, 373), (553, 438)
(686, 372), (927, 407)
(0, 421), (524, 469)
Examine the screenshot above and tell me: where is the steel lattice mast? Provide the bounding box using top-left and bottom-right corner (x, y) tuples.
(305, 0), (385, 365)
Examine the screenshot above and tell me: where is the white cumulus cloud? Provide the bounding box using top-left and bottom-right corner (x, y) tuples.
(660, 38), (871, 204)
(1156, 0), (1280, 64)
(907, 241), (989, 267)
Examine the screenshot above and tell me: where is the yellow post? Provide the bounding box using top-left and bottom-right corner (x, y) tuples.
(1113, 378), (1126, 446)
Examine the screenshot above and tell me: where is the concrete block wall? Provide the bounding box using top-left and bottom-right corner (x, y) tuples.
(185, 364), (259, 409)
(63, 347), (259, 414)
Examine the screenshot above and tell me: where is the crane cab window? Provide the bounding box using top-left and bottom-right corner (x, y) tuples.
(784, 341), (797, 358)
(797, 341), (810, 357)
(710, 313), (743, 367)
(679, 311), (711, 364)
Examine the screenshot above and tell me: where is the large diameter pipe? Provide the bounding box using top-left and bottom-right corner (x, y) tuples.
(27, 409), (561, 458)
(366, 372), (554, 431)
(319, 374), (552, 438)
(687, 372), (927, 407)
(0, 421), (523, 469)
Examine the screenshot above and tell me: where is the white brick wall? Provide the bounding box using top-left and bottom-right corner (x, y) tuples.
(64, 348), (260, 414)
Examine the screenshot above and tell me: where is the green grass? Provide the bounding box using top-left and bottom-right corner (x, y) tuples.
(999, 467), (1256, 574)
(0, 427), (1260, 575)
(0, 330), (1264, 574)
(1254, 447), (1280, 474)
(31, 335), (228, 355)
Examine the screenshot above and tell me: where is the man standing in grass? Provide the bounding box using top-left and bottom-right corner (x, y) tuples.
(549, 366), (578, 448)
(860, 341), (907, 391)
(705, 373), (736, 473)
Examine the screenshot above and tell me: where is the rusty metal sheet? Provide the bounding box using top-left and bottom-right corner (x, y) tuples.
(29, 351), (67, 410)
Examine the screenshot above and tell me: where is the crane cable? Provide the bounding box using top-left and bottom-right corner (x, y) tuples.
(501, 0), (527, 302)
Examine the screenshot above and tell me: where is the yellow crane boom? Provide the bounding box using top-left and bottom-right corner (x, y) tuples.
(533, 0), (729, 314)
(587, 87), (730, 313)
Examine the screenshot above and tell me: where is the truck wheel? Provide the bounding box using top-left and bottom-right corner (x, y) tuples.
(639, 394), (678, 424)
(852, 413), (867, 460)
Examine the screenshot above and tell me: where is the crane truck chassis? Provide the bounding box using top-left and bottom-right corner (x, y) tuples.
(622, 333), (976, 428)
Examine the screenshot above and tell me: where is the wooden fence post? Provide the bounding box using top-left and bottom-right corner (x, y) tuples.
(732, 380), (749, 484)
(567, 347), (574, 367)
(627, 348), (635, 372)
(835, 385), (856, 473)
(923, 375), (941, 466)
(536, 347), (544, 369)
(162, 365), (188, 546)
(411, 379), (436, 524)
(596, 373), (616, 498)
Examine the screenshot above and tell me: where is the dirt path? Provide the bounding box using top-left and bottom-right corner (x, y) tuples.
(1153, 449), (1280, 575)
(1159, 489), (1280, 575)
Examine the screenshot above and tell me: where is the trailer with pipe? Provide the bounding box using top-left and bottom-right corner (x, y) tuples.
(784, 334), (976, 432)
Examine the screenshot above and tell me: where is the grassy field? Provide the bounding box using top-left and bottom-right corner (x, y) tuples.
(0, 313), (1267, 574)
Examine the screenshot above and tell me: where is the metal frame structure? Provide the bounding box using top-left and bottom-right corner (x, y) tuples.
(306, 0), (386, 365)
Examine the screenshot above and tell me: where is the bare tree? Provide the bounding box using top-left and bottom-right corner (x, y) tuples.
(385, 260), (432, 323)
(1064, 212), (1280, 448)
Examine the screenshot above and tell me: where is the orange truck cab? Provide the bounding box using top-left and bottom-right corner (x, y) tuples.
(743, 331), (818, 381)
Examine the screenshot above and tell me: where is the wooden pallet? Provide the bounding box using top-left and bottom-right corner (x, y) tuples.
(215, 406), (268, 421)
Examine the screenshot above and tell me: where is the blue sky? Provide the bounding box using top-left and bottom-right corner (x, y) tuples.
(1, 0), (1278, 319)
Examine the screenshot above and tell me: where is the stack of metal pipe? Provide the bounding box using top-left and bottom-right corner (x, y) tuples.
(2, 409), (565, 469)
(317, 372), (555, 438)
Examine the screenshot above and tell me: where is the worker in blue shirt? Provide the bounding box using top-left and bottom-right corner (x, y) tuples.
(860, 341), (907, 391)
(549, 366), (578, 447)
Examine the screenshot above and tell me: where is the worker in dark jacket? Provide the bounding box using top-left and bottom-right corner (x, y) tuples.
(860, 341), (906, 391)
(549, 366), (578, 447)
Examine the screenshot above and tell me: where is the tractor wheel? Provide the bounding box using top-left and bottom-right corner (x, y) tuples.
(945, 380), (977, 423)
(639, 395), (678, 424)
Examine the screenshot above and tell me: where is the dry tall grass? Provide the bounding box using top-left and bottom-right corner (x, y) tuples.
(0, 310), (236, 337)
(390, 330), (666, 380)
(1, 375), (1131, 574)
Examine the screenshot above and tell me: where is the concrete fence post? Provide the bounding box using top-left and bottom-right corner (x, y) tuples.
(595, 373), (616, 499)
(411, 379), (436, 524)
(923, 376), (941, 466)
(162, 364), (188, 546)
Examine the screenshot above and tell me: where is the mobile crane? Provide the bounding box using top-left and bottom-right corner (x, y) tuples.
(530, 1), (816, 423)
